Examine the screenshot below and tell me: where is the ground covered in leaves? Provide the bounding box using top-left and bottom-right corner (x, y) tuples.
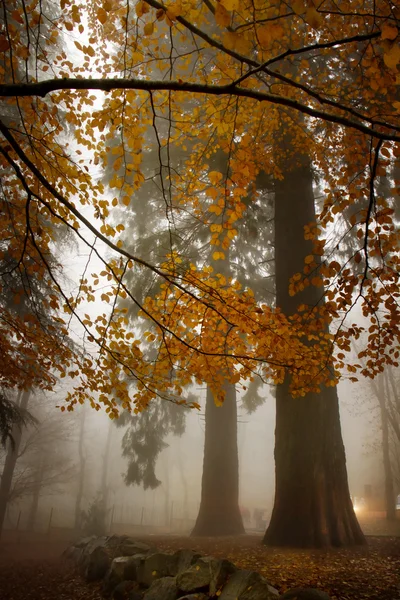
(0, 533), (399, 600)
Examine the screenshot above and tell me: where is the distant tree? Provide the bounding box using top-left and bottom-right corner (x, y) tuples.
(0, 391), (75, 532)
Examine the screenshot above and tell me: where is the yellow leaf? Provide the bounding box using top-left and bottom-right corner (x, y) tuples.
(381, 24), (398, 41)
(0, 36), (10, 52)
(384, 44), (400, 70)
(97, 8), (107, 24)
(166, 1), (182, 19)
(209, 171), (223, 184)
(215, 3), (230, 28)
(12, 9), (24, 24)
(258, 24), (284, 47)
(292, 0), (307, 15)
(220, 0), (239, 11)
(305, 7), (322, 29)
(136, 1), (145, 17)
(209, 205), (222, 216)
(212, 251), (225, 260)
(304, 255), (314, 264)
(144, 21), (154, 36)
(103, 0), (112, 11)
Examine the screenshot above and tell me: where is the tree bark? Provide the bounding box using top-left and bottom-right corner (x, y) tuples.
(74, 407), (86, 529)
(26, 453), (44, 531)
(0, 389), (31, 538)
(100, 417), (113, 511)
(379, 373), (396, 521)
(263, 141), (365, 547)
(192, 383), (245, 536)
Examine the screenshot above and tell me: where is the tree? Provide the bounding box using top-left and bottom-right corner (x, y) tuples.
(0, 0), (79, 395)
(263, 128), (365, 546)
(1, 0), (399, 547)
(0, 389), (31, 536)
(0, 390), (75, 534)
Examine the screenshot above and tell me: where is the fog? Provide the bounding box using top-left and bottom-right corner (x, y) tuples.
(1, 375), (387, 537)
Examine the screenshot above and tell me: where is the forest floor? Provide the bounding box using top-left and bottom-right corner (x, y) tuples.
(0, 518), (399, 600)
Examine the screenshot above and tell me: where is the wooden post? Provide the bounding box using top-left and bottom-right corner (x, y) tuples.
(140, 506), (145, 526)
(16, 510), (21, 531)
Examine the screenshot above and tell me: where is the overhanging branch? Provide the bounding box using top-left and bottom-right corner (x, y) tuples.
(1, 79), (400, 142)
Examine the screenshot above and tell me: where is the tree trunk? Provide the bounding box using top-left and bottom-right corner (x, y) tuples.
(74, 407), (86, 529)
(0, 389), (31, 538)
(263, 142), (365, 547)
(379, 373), (396, 521)
(26, 453), (45, 531)
(100, 417), (113, 511)
(192, 383), (245, 536)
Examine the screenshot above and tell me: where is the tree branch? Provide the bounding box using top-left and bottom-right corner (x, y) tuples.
(1, 79), (399, 141)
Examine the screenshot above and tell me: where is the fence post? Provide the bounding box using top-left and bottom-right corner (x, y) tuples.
(16, 510), (21, 531)
(140, 506), (145, 526)
(169, 501), (174, 530)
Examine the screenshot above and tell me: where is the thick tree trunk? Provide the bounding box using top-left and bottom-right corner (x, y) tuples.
(263, 144), (365, 547)
(192, 383), (245, 536)
(379, 374), (396, 521)
(0, 389), (31, 538)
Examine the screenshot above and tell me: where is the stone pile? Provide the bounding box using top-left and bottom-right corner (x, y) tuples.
(64, 535), (331, 600)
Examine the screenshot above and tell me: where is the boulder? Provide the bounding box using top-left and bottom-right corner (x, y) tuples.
(85, 545), (110, 582)
(124, 554), (148, 581)
(136, 552), (174, 587)
(177, 556), (236, 595)
(80, 536), (109, 570)
(115, 539), (153, 558)
(112, 581), (137, 600)
(280, 589), (331, 600)
(74, 535), (96, 548)
(104, 556), (133, 595)
(63, 545), (85, 564)
(168, 549), (202, 577)
(218, 569), (279, 599)
(142, 576), (178, 600)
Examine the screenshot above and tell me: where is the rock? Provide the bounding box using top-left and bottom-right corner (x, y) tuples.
(124, 554), (147, 581)
(80, 536), (109, 570)
(63, 545), (84, 564)
(113, 581), (136, 600)
(136, 552), (174, 587)
(85, 545), (110, 582)
(279, 589), (331, 600)
(219, 569), (278, 599)
(74, 535), (96, 548)
(177, 556), (236, 595)
(142, 576), (178, 600)
(168, 549), (202, 577)
(104, 557), (134, 595)
(117, 540), (153, 557)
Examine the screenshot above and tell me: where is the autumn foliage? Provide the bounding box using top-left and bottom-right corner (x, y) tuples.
(0, 0), (399, 413)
